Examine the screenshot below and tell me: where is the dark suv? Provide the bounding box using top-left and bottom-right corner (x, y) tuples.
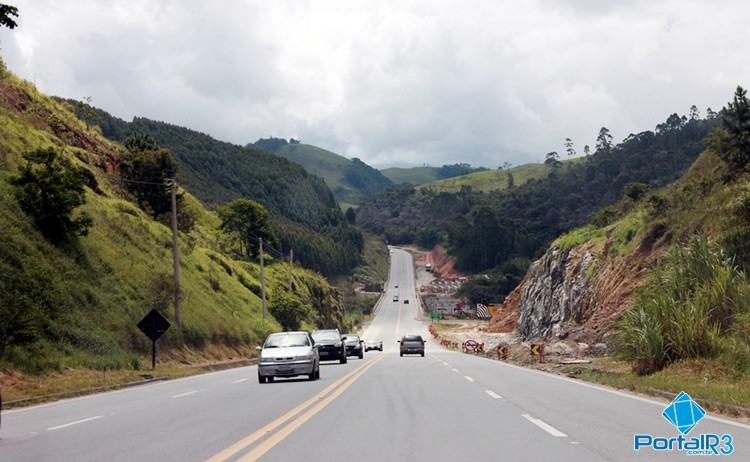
(398, 334), (426, 357)
(344, 334), (364, 359)
(311, 329), (347, 364)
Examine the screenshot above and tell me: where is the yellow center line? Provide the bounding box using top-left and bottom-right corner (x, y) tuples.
(205, 357), (380, 462)
(237, 355), (384, 462)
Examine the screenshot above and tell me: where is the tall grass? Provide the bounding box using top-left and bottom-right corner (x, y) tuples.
(618, 236), (750, 375)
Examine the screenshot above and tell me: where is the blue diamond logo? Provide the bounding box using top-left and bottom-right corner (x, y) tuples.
(662, 391), (706, 435)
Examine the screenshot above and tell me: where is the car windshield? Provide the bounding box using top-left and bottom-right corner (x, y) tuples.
(311, 332), (339, 341)
(345, 335), (359, 341)
(403, 335), (423, 342)
(264, 333), (310, 348)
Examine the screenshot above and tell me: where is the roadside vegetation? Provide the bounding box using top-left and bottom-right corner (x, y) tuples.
(0, 59), (348, 386)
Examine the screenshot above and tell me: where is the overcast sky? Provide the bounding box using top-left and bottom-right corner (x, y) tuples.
(1, 1), (749, 168)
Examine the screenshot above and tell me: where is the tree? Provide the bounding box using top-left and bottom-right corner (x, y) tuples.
(544, 151), (561, 168)
(269, 293), (310, 331)
(11, 147), (92, 241)
(506, 171), (515, 189)
(715, 86), (750, 177)
(564, 138), (576, 157)
(0, 3), (18, 29)
(706, 107), (718, 119)
(595, 127), (613, 153)
(217, 198), (277, 258)
(623, 182), (651, 201)
(120, 135), (177, 217)
(344, 207), (356, 224)
(689, 105), (700, 121)
(583, 144), (591, 156)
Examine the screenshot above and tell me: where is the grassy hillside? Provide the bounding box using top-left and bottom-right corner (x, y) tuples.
(67, 104), (364, 276)
(382, 164), (489, 186)
(420, 162), (558, 193)
(251, 138), (393, 205)
(0, 60), (346, 375)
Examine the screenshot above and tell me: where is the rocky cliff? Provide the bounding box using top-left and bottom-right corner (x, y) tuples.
(490, 222), (666, 343)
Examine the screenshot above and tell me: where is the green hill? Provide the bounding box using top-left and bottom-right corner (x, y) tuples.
(68, 105), (364, 276)
(420, 163), (547, 193)
(381, 164), (489, 186)
(0, 60), (348, 375)
(251, 138), (393, 205)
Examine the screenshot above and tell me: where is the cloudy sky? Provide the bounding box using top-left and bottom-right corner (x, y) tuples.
(1, 0), (749, 168)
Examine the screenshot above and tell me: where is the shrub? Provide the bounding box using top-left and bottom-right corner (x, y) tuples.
(11, 147), (92, 241)
(617, 235), (750, 375)
(269, 293), (310, 331)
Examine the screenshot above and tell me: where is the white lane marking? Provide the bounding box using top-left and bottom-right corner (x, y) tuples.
(467, 354), (750, 431)
(464, 375), (475, 383)
(172, 390), (198, 398)
(442, 361), (449, 366)
(232, 378), (248, 384)
(451, 368), (460, 373)
(522, 414), (567, 438)
(47, 415), (103, 431)
(485, 390), (503, 399)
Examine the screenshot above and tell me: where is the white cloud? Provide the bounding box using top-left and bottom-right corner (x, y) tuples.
(1, 0), (749, 168)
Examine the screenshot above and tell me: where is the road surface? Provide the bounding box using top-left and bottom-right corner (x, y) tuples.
(1, 248), (748, 461)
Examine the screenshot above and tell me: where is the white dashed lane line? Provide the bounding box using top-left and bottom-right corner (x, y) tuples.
(522, 414), (567, 438)
(47, 416), (103, 431)
(172, 390), (198, 399)
(464, 375), (475, 383)
(232, 378), (249, 384)
(451, 368), (460, 373)
(484, 390), (503, 400)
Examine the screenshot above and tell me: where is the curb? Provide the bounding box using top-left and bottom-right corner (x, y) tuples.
(2, 358), (259, 410)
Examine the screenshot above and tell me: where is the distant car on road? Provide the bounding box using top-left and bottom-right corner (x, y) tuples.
(311, 329), (347, 364)
(403, 299), (409, 304)
(365, 339), (383, 352)
(393, 295), (399, 302)
(398, 334), (426, 357)
(257, 331), (320, 383)
(344, 334), (364, 359)
(394, 284), (399, 288)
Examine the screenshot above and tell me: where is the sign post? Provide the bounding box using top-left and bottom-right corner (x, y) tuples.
(137, 309), (171, 369)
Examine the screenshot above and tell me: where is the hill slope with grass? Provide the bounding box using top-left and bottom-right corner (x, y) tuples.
(67, 103), (364, 276)
(420, 161), (579, 193)
(0, 60), (348, 376)
(381, 164), (489, 186)
(250, 138), (393, 206)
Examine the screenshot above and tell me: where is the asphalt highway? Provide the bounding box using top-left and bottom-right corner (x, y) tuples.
(1, 248), (748, 461)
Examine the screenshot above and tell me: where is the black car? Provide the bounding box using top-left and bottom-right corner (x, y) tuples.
(311, 329), (347, 364)
(399, 334), (426, 357)
(344, 334), (364, 359)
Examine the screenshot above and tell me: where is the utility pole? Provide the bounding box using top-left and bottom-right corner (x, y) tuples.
(260, 237), (267, 320)
(287, 248), (293, 293)
(169, 179), (181, 331)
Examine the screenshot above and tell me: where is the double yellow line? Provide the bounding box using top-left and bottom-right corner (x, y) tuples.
(206, 356), (383, 462)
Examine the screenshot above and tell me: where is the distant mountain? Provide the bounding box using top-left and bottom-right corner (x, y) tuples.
(250, 138), (393, 207)
(382, 164), (489, 186)
(67, 103), (364, 276)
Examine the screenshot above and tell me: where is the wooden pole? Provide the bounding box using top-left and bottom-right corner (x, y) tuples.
(170, 179), (181, 331)
(260, 238), (267, 320)
(287, 249), (293, 292)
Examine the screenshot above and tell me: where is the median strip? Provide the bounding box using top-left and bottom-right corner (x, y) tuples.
(236, 356), (383, 461)
(205, 356), (383, 462)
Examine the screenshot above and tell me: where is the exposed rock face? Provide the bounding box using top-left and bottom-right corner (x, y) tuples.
(516, 246), (595, 339)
